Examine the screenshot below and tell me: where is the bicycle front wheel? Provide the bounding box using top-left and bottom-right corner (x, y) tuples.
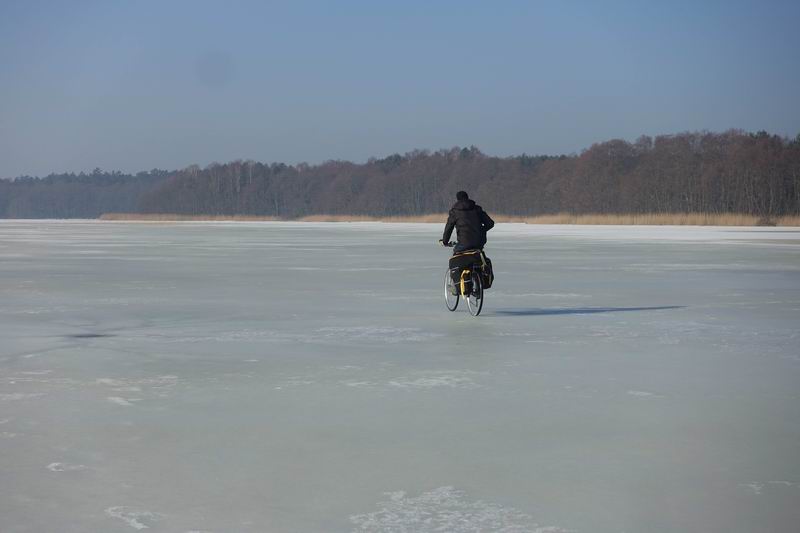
(444, 268), (459, 311)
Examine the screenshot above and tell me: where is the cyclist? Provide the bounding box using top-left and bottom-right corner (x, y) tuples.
(439, 191), (494, 252)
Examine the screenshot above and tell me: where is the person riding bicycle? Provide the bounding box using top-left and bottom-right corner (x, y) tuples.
(439, 191), (494, 252)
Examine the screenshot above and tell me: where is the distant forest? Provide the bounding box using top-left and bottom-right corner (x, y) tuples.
(2, 130), (799, 219)
(0, 170), (170, 219)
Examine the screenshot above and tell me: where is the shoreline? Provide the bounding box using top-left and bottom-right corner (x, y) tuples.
(97, 212), (800, 226)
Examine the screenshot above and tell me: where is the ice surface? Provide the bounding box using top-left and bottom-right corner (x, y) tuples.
(1, 220), (799, 532)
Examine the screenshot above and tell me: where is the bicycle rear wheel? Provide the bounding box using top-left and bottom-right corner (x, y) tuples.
(444, 268), (459, 311)
(466, 270), (483, 316)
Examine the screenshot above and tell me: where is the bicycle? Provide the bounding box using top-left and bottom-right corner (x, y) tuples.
(441, 241), (484, 316)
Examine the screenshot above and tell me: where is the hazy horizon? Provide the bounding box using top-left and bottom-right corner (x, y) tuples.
(2, 0), (799, 179)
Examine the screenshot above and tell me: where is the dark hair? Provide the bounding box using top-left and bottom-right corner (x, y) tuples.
(456, 191), (469, 201)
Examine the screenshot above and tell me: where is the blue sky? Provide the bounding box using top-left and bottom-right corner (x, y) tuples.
(1, 0), (798, 177)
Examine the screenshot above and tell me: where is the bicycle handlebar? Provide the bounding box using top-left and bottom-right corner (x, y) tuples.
(438, 240), (456, 247)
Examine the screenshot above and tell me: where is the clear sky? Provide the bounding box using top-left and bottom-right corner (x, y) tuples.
(1, 0), (798, 178)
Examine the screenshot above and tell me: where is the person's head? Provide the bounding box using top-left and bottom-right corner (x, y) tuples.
(456, 191), (469, 202)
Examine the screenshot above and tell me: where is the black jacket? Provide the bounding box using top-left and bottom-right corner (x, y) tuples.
(442, 199), (495, 249)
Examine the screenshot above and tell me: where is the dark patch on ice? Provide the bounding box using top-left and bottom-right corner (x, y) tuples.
(493, 305), (684, 316)
(67, 333), (115, 339)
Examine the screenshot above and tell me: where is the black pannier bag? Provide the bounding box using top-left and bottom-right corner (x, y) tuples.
(482, 254), (494, 288)
(449, 250), (494, 289)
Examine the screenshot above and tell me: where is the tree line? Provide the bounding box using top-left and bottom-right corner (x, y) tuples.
(2, 130), (799, 219)
(0, 169), (170, 218)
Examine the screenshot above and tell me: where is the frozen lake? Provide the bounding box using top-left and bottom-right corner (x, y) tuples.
(1, 220), (799, 532)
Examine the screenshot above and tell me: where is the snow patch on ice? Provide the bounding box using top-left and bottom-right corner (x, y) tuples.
(338, 267), (406, 271)
(389, 372), (480, 390)
(149, 328), (290, 344)
(0, 392), (46, 401)
(526, 339), (588, 345)
(350, 486), (569, 532)
(767, 480), (799, 487)
(626, 390), (662, 398)
(280, 376), (316, 388)
(339, 371), (482, 390)
(47, 462), (88, 472)
(589, 326), (641, 340)
(98, 375), (178, 397)
(98, 377), (144, 392)
(739, 482), (764, 495)
(342, 380), (373, 388)
(739, 481), (800, 495)
(105, 507), (164, 530)
(317, 326), (442, 343)
(107, 397), (136, 406)
(494, 292), (589, 299)
(97, 378), (125, 386)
